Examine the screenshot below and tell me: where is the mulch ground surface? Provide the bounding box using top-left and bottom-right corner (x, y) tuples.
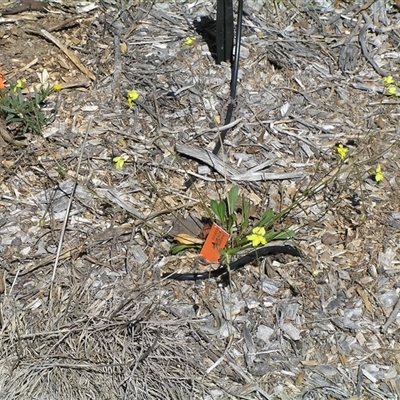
(1, 0), (400, 399)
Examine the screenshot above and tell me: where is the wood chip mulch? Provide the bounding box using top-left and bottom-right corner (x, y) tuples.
(0, 0), (400, 399)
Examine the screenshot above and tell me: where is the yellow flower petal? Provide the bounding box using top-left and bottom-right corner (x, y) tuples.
(182, 36), (196, 46)
(374, 164), (384, 182)
(253, 227), (266, 236)
(246, 227), (267, 247)
(13, 78), (26, 92)
(383, 76), (397, 97)
(53, 83), (63, 91)
(113, 155), (129, 170)
(383, 76), (396, 85)
(386, 86), (397, 97)
(127, 90), (139, 108)
(335, 143), (348, 160)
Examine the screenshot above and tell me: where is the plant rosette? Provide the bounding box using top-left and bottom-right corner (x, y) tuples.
(171, 185), (295, 264)
(0, 81), (53, 135)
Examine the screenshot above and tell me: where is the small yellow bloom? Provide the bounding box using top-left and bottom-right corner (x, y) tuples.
(382, 76), (395, 85)
(246, 227), (267, 247)
(182, 36), (196, 46)
(383, 76), (397, 97)
(13, 78), (26, 92)
(386, 86), (397, 96)
(113, 154), (129, 170)
(127, 89), (139, 108)
(53, 83), (63, 91)
(374, 164), (384, 182)
(335, 143), (348, 160)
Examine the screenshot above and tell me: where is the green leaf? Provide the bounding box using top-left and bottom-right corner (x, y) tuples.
(227, 185), (239, 215)
(219, 246), (247, 265)
(210, 200), (222, 223)
(170, 243), (199, 255)
(240, 198), (251, 232)
(223, 246), (244, 256)
(6, 114), (23, 123)
(17, 89), (24, 104)
(265, 229), (295, 241)
(210, 199), (219, 218)
(1, 106), (18, 114)
(272, 229), (295, 240)
(265, 230), (277, 241)
(219, 200), (227, 224)
(210, 199), (227, 224)
(227, 213), (236, 234)
(256, 208), (274, 228)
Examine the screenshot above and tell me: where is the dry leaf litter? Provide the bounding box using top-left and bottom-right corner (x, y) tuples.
(0, 0), (400, 399)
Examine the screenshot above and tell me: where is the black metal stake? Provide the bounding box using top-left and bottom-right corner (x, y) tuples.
(212, 0), (243, 156)
(185, 0), (244, 189)
(216, 0), (234, 64)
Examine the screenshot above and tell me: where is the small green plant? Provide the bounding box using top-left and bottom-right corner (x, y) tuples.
(171, 185), (295, 264)
(209, 186), (294, 261)
(0, 82), (53, 136)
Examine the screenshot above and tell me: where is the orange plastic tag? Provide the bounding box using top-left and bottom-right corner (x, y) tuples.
(200, 223), (229, 262)
(0, 66), (4, 89)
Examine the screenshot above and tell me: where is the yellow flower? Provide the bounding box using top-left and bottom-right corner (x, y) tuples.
(382, 76), (395, 85)
(127, 89), (139, 108)
(383, 76), (397, 97)
(182, 36), (196, 46)
(113, 154), (129, 170)
(386, 86), (397, 97)
(374, 164), (384, 182)
(246, 227), (267, 247)
(13, 78), (26, 92)
(53, 83), (63, 91)
(335, 143), (348, 160)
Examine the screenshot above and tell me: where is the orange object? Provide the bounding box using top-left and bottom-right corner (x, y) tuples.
(200, 223), (229, 262)
(0, 66), (4, 89)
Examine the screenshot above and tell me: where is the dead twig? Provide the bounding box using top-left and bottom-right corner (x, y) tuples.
(50, 117), (92, 285)
(359, 12), (388, 77)
(25, 27), (96, 80)
(176, 143), (305, 181)
(381, 296), (400, 333)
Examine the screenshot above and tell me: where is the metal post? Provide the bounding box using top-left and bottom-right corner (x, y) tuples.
(216, 0), (234, 64)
